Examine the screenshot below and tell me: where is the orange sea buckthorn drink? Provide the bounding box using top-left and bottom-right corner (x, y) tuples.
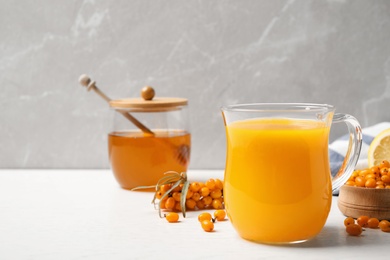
(221, 103), (362, 244)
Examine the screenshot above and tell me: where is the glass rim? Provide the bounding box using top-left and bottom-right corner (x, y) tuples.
(221, 103), (335, 113)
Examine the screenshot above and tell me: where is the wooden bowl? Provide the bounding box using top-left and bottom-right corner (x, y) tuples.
(338, 185), (390, 220)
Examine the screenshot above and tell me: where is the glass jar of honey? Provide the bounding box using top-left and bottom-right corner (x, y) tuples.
(108, 86), (190, 190)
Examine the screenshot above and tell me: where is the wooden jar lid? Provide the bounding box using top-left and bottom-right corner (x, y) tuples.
(109, 86), (188, 111)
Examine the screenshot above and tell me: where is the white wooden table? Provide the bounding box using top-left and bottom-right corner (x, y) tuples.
(1, 169), (389, 259)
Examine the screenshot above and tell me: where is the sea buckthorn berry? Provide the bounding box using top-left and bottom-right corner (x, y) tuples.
(185, 199), (196, 210)
(174, 202), (182, 212)
(365, 178), (376, 188)
(379, 220), (390, 232)
(172, 191), (181, 202)
(345, 180), (356, 186)
(160, 184), (172, 192)
(210, 189), (222, 199)
(365, 173), (376, 180)
(215, 179), (224, 190)
(367, 218), (380, 228)
(165, 197), (176, 210)
(165, 212), (179, 223)
(200, 187), (210, 197)
(172, 184), (182, 192)
(346, 223), (362, 236)
(381, 175), (390, 183)
(185, 189), (193, 199)
(376, 180), (384, 186)
(344, 217), (355, 227)
(196, 200), (205, 210)
(191, 192), (201, 201)
(359, 170), (369, 177)
(159, 196), (168, 209)
(380, 167), (389, 175)
(201, 220), (214, 232)
(355, 176), (366, 187)
(376, 184), (385, 189)
(371, 166), (381, 175)
(212, 199), (223, 209)
(351, 171), (359, 179)
(202, 196), (213, 206)
(155, 191), (164, 200)
(190, 182), (201, 192)
(214, 210), (226, 221)
(206, 179), (216, 190)
(198, 212), (212, 222)
(357, 215), (370, 227)
(380, 160), (390, 169)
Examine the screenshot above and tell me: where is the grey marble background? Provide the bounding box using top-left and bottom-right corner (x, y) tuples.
(1, 0), (390, 169)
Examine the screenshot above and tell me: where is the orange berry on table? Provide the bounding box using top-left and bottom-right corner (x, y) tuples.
(357, 215), (370, 227)
(379, 220), (390, 232)
(214, 210), (226, 221)
(198, 212), (212, 222)
(344, 217), (355, 227)
(165, 212), (179, 223)
(201, 219), (214, 232)
(367, 218), (380, 228)
(346, 223), (362, 236)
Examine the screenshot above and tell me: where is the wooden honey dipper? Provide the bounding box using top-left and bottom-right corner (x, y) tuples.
(78, 74), (154, 135)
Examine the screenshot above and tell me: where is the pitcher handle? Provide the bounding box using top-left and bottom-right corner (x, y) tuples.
(331, 113), (363, 195)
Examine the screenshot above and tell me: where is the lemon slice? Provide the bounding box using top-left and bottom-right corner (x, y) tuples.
(368, 128), (390, 167)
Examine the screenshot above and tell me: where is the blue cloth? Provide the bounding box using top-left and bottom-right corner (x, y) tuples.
(329, 122), (390, 177)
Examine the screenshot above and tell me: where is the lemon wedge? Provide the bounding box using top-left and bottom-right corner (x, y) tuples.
(368, 128), (390, 167)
